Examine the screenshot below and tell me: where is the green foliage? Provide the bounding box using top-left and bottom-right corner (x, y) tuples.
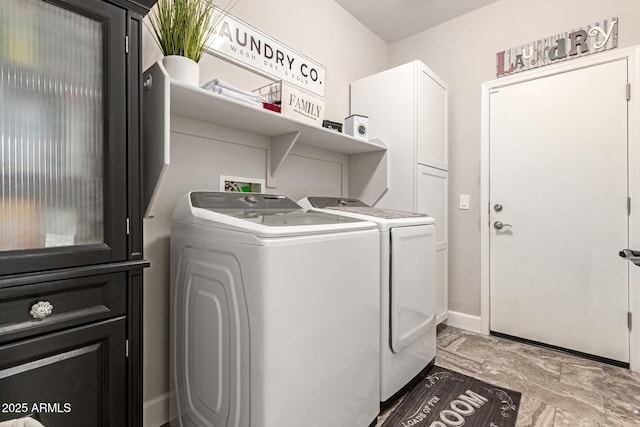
(149, 0), (216, 62)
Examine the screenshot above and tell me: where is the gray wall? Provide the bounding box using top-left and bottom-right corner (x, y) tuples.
(389, 0), (640, 316)
(141, 1), (389, 425)
(140, 0), (640, 424)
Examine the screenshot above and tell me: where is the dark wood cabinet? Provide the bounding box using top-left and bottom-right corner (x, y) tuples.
(0, 318), (126, 426)
(0, 0), (128, 276)
(0, 0), (155, 425)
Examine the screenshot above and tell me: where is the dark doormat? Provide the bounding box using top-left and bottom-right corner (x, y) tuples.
(381, 367), (521, 427)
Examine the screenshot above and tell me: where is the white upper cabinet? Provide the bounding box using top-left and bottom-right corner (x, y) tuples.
(351, 61), (419, 211)
(350, 60), (449, 212)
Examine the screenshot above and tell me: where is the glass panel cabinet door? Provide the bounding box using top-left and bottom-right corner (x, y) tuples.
(0, 0), (127, 274)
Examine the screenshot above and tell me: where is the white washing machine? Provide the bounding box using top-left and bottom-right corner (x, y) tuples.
(170, 192), (381, 427)
(298, 197), (437, 405)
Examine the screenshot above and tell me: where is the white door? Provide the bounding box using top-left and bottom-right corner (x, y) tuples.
(489, 59), (629, 363)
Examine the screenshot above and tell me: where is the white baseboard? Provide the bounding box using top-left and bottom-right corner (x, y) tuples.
(143, 392), (170, 427)
(436, 311), (448, 325)
(445, 310), (483, 334)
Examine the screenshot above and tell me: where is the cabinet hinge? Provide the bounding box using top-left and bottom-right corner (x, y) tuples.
(126, 218), (131, 235)
(125, 35), (129, 54)
(628, 197), (632, 216)
(627, 83), (631, 101)
(125, 339), (129, 357)
(628, 312), (633, 330)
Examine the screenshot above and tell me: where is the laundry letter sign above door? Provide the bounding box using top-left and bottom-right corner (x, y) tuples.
(496, 18), (618, 77)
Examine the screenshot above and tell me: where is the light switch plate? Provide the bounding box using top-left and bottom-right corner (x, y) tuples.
(459, 194), (470, 210)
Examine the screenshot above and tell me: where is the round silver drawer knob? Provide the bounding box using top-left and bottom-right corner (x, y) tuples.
(30, 301), (54, 320)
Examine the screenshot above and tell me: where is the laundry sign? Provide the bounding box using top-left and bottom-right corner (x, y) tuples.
(497, 18), (618, 77)
(205, 8), (327, 97)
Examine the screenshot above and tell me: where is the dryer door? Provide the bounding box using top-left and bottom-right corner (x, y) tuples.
(390, 224), (436, 352)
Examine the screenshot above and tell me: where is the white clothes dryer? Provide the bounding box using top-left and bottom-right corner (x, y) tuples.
(298, 196), (437, 406)
(170, 192), (380, 427)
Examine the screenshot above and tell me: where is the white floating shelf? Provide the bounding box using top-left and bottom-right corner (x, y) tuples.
(142, 61), (388, 217)
(168, 77), (387, 155)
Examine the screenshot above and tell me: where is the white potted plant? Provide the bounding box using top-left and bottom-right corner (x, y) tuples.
(149, 0), (216, 85)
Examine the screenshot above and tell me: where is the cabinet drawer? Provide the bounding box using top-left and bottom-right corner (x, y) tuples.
(0, 273), (126, 344)
(0, 317), (126, 425)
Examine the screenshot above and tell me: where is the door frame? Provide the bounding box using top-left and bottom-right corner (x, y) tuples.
(480, 45), (640, 371)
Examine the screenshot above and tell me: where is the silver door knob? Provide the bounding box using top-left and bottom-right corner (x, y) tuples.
(494, 221), (512, 230)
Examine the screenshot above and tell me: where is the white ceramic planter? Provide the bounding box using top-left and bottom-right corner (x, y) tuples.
(162, 55), (199, 86)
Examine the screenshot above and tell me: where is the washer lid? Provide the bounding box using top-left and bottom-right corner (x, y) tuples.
(185, 192), (375, 236)
(329, 206), (428, 220)
(192, 192), (300, 211)
(302, 196), (428, 219)
(299, 196), (434, 231)
(305, 196), (369, 209)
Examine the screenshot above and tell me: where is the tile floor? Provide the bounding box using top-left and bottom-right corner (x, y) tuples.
(376, 325), (640, 426)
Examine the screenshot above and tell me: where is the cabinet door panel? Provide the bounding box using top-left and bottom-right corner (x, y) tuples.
(0, 0), (127, 275)
(417, 165), (448, 322)
(0, 318), (126, 426)
(417, 67), (448, 170)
